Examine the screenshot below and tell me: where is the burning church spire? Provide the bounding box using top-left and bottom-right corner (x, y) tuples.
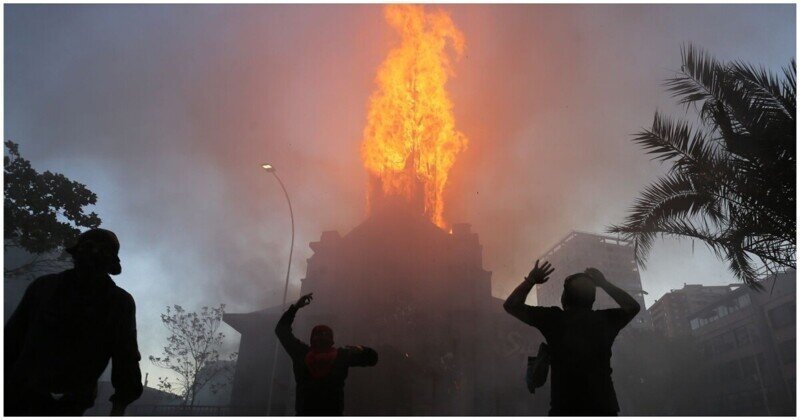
(225, 8), (551, 415)
(361, 5), (468, 229)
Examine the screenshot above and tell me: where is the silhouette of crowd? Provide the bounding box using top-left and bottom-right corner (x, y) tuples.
(5, 228), (640, 416)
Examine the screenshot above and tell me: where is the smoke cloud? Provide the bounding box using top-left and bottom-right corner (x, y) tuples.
(5, 4), (794, 379)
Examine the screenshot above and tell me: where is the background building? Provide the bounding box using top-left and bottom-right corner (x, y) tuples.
(534, 231), (651, 329)
(223, 222), (796, 416)
(224, 199), (548, 415)
(650, 284), (735, 338)
(688, 271), (796, 415)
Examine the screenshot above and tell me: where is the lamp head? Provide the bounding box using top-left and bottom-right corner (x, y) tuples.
(261, 163), (275, 173)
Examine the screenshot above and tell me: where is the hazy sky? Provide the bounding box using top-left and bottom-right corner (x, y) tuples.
(5, 4), (795, 383)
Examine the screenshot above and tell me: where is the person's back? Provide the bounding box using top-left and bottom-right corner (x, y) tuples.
(275, 293), (378, 416)
(290, 345), (377, 415)
(536, 307), (631, 414)
(504, 261), (640, 416)
(5, 229), (143, 416)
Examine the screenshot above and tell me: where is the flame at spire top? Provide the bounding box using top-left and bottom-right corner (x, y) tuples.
(361, 5), (468, 229)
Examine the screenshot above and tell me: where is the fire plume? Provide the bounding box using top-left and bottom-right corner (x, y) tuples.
(361, 5), (468, 229)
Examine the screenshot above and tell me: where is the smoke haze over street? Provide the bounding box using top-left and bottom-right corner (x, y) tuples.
(5, 4), (795, 385)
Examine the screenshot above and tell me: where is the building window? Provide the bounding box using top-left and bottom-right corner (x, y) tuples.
(691, 293), (753, 329)
(738, 294), (751, 308)
(740, 355), (758, 382)
(720, 360), (741, 381)
(727, 301), (740, 315)
(734, 325), (751, 347)
(720, 331), (736, 353)
(699, 342), (712, 359)
(705, 334), (733, 356)
(768, 302), (796, 329)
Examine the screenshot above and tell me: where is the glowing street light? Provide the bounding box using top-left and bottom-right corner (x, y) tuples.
(260, 162), (295, 415)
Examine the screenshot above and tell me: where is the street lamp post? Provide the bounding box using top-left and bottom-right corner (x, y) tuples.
(261, 163), (295, 415)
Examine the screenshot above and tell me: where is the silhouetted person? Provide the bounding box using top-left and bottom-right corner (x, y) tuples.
(504, 260), (641, 416)
(275, 293), (378, 416)
(5, 229), (143, 416)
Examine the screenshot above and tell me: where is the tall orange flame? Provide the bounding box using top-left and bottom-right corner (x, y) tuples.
(361, 5), (468, 228)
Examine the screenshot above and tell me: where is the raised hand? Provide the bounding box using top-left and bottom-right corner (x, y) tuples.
(296, 293), (313, 309)
(584, 267), (607, 285)
(526, 260), (555, 285)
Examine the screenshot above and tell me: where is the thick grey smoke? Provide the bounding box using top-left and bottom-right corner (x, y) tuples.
(5, 4), (794, 380)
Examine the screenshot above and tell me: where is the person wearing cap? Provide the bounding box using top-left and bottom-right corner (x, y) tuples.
(275, 293), (378, 415)
(504, 260), (641, 416)
(5, 228), (143, 416)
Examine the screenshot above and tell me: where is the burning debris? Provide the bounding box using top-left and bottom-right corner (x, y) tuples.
(361, 5), (468, 229)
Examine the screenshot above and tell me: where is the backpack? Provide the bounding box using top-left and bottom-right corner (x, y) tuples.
(525, 342), (550, 394)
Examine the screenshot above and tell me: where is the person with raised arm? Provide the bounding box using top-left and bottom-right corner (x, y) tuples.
(504, 260), (641, 416)
(275, 293), (378, 416)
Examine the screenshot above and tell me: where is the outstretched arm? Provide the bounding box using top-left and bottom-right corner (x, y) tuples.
(275, 294), (312, 358)
(503, 277), (536, 321)
(344, 345), (378, 367)
(504, 260), (557, 328)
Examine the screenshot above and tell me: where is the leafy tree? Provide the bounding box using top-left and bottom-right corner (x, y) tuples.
(4, 140), (102, 279)
(610, 45), (796, 286)
(149, 304), (237, 406)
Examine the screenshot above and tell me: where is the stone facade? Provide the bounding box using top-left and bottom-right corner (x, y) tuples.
(224, 200), (548, 415)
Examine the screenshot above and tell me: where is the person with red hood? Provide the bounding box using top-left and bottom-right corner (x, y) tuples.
(275, 293), (378, 416)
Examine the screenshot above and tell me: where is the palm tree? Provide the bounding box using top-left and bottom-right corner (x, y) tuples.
(610, 45), (795, 287)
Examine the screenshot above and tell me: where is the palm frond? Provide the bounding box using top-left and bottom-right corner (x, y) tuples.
(729, 61), (794, 121)
(635, 217), (761, 287)
(781, 59), (796, 115)
(610, 45), (796, 286)
(634, 113), (720, 170)
(665, 44), (725, 110)
(608, 172), (724, 267)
